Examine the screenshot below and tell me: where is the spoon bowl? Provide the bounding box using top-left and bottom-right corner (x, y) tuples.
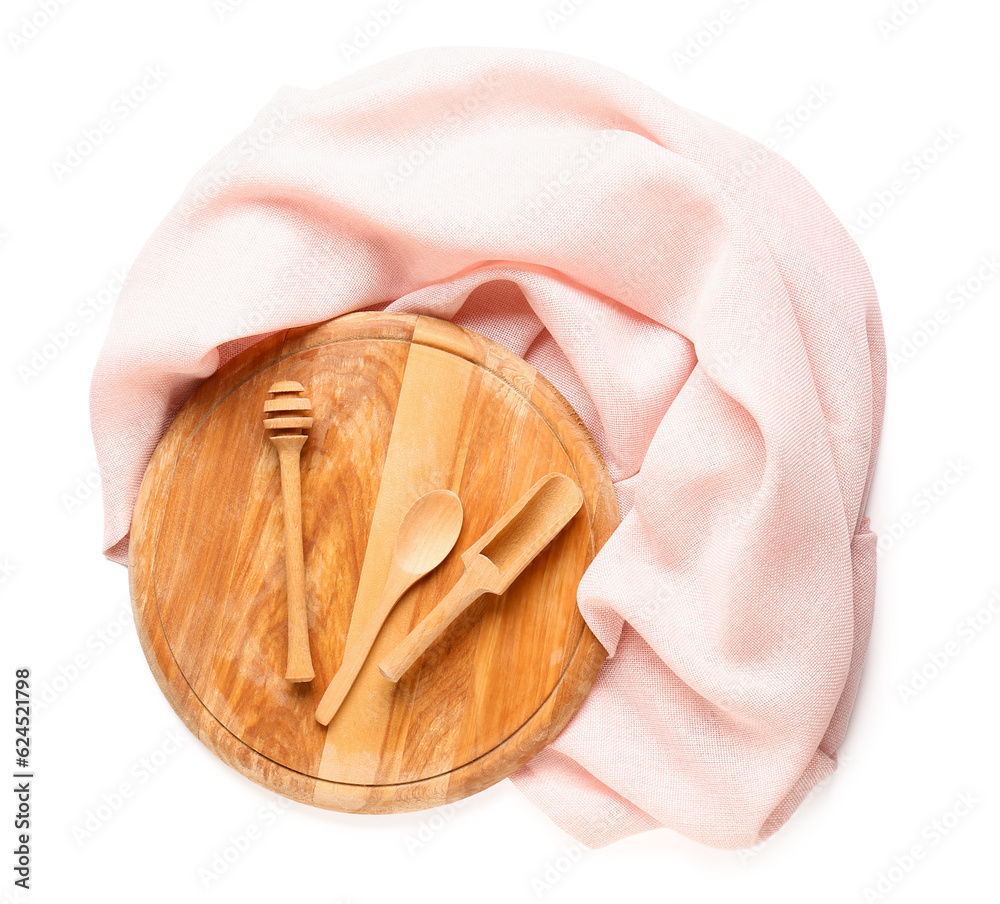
(394, 490), (464, 576)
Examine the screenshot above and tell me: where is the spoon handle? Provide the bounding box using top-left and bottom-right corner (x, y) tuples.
(315, 567), (411, 725)
(379, 555), (500, 683)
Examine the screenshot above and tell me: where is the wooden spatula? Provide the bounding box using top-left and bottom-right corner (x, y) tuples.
(378, 472), (583, 683)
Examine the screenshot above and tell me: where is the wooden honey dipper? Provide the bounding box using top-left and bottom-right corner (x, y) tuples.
(264, 381), (315, 682)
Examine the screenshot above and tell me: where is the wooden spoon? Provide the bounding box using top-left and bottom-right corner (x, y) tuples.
(379, 472), (583, 683)
(315, 489), (464, 726)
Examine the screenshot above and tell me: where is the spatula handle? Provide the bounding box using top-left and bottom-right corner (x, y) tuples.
(379, 556), (499, 683)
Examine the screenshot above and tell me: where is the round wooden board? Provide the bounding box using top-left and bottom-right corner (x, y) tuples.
(129, 312), (618, 813)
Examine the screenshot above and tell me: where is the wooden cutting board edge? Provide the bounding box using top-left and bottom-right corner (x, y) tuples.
(129, 312), (619, 813)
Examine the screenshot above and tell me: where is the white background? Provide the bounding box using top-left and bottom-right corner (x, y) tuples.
(2, 0), (998, 902)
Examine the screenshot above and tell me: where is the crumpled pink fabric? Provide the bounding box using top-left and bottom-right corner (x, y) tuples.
(89, 46), (885, 850)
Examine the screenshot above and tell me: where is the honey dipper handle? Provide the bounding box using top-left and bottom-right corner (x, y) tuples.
(272, 435), (314, 682)
(378, 555), (500, 683)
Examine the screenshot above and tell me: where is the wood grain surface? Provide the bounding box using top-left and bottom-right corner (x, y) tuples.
(129, 312), (619, 813)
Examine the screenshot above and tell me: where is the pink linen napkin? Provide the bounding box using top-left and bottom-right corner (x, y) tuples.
(89, 46), (885, 849)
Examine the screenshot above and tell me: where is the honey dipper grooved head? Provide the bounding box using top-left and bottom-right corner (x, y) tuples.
(264, 382), (313, 436)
